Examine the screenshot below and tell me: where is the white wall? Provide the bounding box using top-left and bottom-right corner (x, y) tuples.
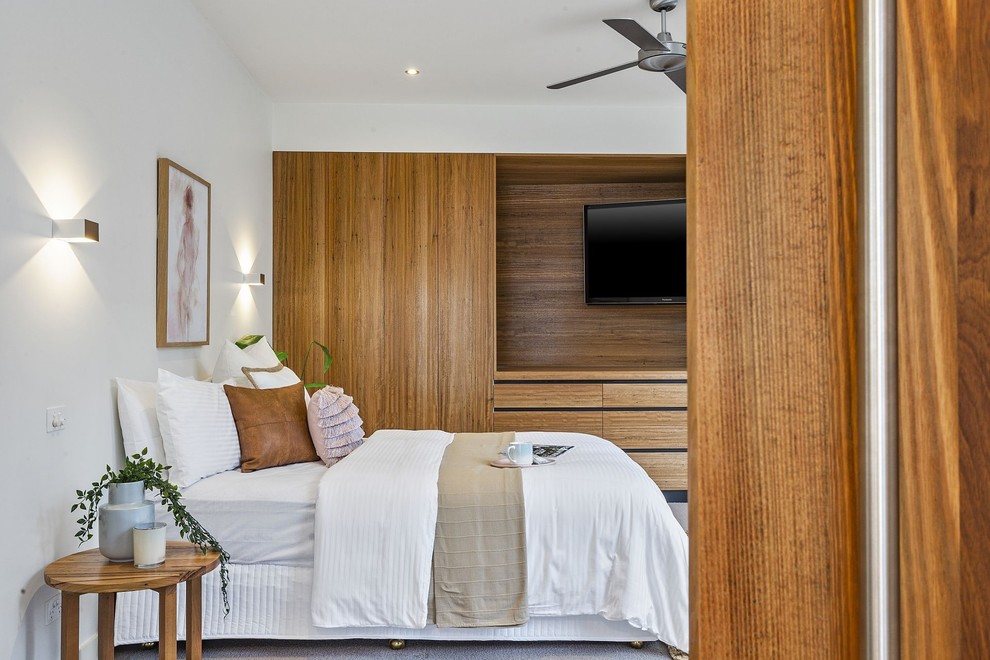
(273, 102), (686, 154)
(0, 2), (272, 658)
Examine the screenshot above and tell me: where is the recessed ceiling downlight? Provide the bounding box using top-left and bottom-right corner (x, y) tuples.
(405, 68), (420, 76)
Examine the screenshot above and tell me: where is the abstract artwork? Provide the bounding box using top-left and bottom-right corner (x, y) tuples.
(156, 158), (211, 347)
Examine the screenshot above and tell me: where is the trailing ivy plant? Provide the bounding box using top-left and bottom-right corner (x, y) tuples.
(72, 448), (231, 614)
(235, 334), (332, 389)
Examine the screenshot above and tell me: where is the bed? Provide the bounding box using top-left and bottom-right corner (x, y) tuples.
(112, 429), (689, 653)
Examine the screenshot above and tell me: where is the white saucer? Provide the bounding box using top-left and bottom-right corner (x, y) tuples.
(489, 457), (555, 468)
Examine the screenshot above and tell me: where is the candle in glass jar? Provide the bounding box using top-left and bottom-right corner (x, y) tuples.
(132, 522), (166, 568)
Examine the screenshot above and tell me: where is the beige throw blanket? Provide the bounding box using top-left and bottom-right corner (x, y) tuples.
(432, 432), (528, 627)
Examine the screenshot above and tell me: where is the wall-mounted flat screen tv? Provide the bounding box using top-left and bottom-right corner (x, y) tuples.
(584, 199), (686, 304)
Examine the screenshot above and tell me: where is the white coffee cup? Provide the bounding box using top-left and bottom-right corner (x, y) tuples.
(505, 441), (533, 466)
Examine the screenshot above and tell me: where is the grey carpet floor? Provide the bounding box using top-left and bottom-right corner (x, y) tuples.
(115, 639), (674, 659)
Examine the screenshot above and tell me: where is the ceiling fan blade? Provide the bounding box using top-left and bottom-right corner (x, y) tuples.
(547, 61), (639, 89)
(665, 67), (687, 92)
(603, 19), (668, 52)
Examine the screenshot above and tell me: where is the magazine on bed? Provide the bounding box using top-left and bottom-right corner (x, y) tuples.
(533, 444), (573, 458)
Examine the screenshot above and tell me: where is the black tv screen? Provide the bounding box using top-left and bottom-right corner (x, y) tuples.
(584, 199), (686, 304)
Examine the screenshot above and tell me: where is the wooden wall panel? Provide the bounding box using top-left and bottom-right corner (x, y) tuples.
(496, 182), (686, 371)
(274, 153), (387, 433)
(496, 154), (686, 186)
(275, 152), (494, 436)
(896, 0), (961, 655)
(273, 152), (331, 390)
(383, 153), (439, 430)
(688, 0), (859, 656)
(325, 154), (386, 434)
(956, 1), (990, 654)
(437, 153), (496, 433)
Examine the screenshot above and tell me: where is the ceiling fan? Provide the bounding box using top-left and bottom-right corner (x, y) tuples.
(547, 0), (686, 92)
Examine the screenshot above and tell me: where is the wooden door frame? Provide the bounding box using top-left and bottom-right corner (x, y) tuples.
(689, 0), (989, 657)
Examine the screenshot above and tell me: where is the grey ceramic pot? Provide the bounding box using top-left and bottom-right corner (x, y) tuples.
(98, 481), (155, 562)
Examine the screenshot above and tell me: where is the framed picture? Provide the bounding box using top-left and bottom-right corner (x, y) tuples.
(156, 158), (211, 347)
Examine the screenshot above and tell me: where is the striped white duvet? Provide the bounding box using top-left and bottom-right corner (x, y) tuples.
(310, 429), (689, 652)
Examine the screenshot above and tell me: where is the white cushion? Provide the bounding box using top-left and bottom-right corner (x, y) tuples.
(115, 378), (166, 465)
(156, 369), (240, 488)
(242, 364), (311, 405)
(243, 364), (302, 390)
(242, 336), (282, 366)
(211, 338), (281, 387)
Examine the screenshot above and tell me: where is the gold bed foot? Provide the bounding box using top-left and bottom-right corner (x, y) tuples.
(140, 642), (157, 650)
(389, 639), (407, 650)
(629, 640), (645, 649)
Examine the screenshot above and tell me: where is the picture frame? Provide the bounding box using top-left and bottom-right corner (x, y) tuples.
(156, 158), (211, 347)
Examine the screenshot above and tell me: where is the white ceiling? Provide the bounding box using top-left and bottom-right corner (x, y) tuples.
(190, 0), (687, 107)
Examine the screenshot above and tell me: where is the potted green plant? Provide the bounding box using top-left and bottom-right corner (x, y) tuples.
(235, 334), (332, 389)
(72, 448), (231, 613)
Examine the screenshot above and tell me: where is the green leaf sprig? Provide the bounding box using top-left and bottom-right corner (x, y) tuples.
(71, 448), (231, 615)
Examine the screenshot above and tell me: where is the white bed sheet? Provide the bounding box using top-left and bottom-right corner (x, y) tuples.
(311, 430), (689, 652)
(159, 460), (327, 565)
(115, 564), (658, 645)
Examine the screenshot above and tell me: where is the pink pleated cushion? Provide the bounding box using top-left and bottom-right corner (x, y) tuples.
(307, 385), (365, 465)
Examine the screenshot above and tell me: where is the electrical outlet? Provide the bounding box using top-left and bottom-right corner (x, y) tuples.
(45, 593), (61, 625)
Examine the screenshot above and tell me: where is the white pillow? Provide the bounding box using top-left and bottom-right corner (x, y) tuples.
(115, 378), (166, 465)
(156, 369), (240, 488)
(243, 364), (311, 404)
(242, 364), (301, 389)
(211, 338), (281, 387)
(242, 336), (281, 366)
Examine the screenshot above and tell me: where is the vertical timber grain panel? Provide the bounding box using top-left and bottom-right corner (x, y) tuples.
(688, 0), (859, 657)
(955, 0), (990, 655)
(326, 153), (386, 434)
(383, 153), (440, 430)
(437, 153), (495, 432)
(896, 0), (961, 656)
(496, 182), (686, 370)
(273, 152), (331, 391)
(274, 153), (386, 434)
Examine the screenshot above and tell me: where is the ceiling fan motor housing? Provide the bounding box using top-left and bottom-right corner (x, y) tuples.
(638, 41), (686, 72)
(649, 0), (679, 11)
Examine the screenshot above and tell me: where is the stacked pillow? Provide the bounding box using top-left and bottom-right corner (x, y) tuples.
(308, 386), (364, 465)
(156, 369), (241, 487)
(224, 382), (318, 472)
(211, 338), (283, 386)
(115, 336), (365, 487)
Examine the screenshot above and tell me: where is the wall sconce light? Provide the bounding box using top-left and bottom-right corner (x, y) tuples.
(52, 219), (100, 243)
(242, 273), (265, 286)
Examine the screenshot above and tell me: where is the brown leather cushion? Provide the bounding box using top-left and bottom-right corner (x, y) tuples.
(223, 383), (319, 472)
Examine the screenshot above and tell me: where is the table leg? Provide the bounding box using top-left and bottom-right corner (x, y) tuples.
(156, 585), (177, 660)
(184, 576), (203, 660)
(97, 593), (116, 659)
(60, 592), (79, 660)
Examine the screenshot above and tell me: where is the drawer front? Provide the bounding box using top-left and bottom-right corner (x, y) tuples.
(494, 383), (603, 409)
(602, 382), (687, 408)
(493, 411), (603, 437)
(603, 411), (687, 449)
(626, 451), (688, 490)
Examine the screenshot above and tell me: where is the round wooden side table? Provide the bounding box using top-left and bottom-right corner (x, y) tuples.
(44, 541), (220, 660)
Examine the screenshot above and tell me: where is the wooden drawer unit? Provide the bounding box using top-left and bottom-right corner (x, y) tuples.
(626, 452), (688, 490)
(494, 383), (602, 409)
(494, 411), (603, 437)
(494, 370), (688, 493)
(603, 382), (686, 408)
(603, 410), (687, 449)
